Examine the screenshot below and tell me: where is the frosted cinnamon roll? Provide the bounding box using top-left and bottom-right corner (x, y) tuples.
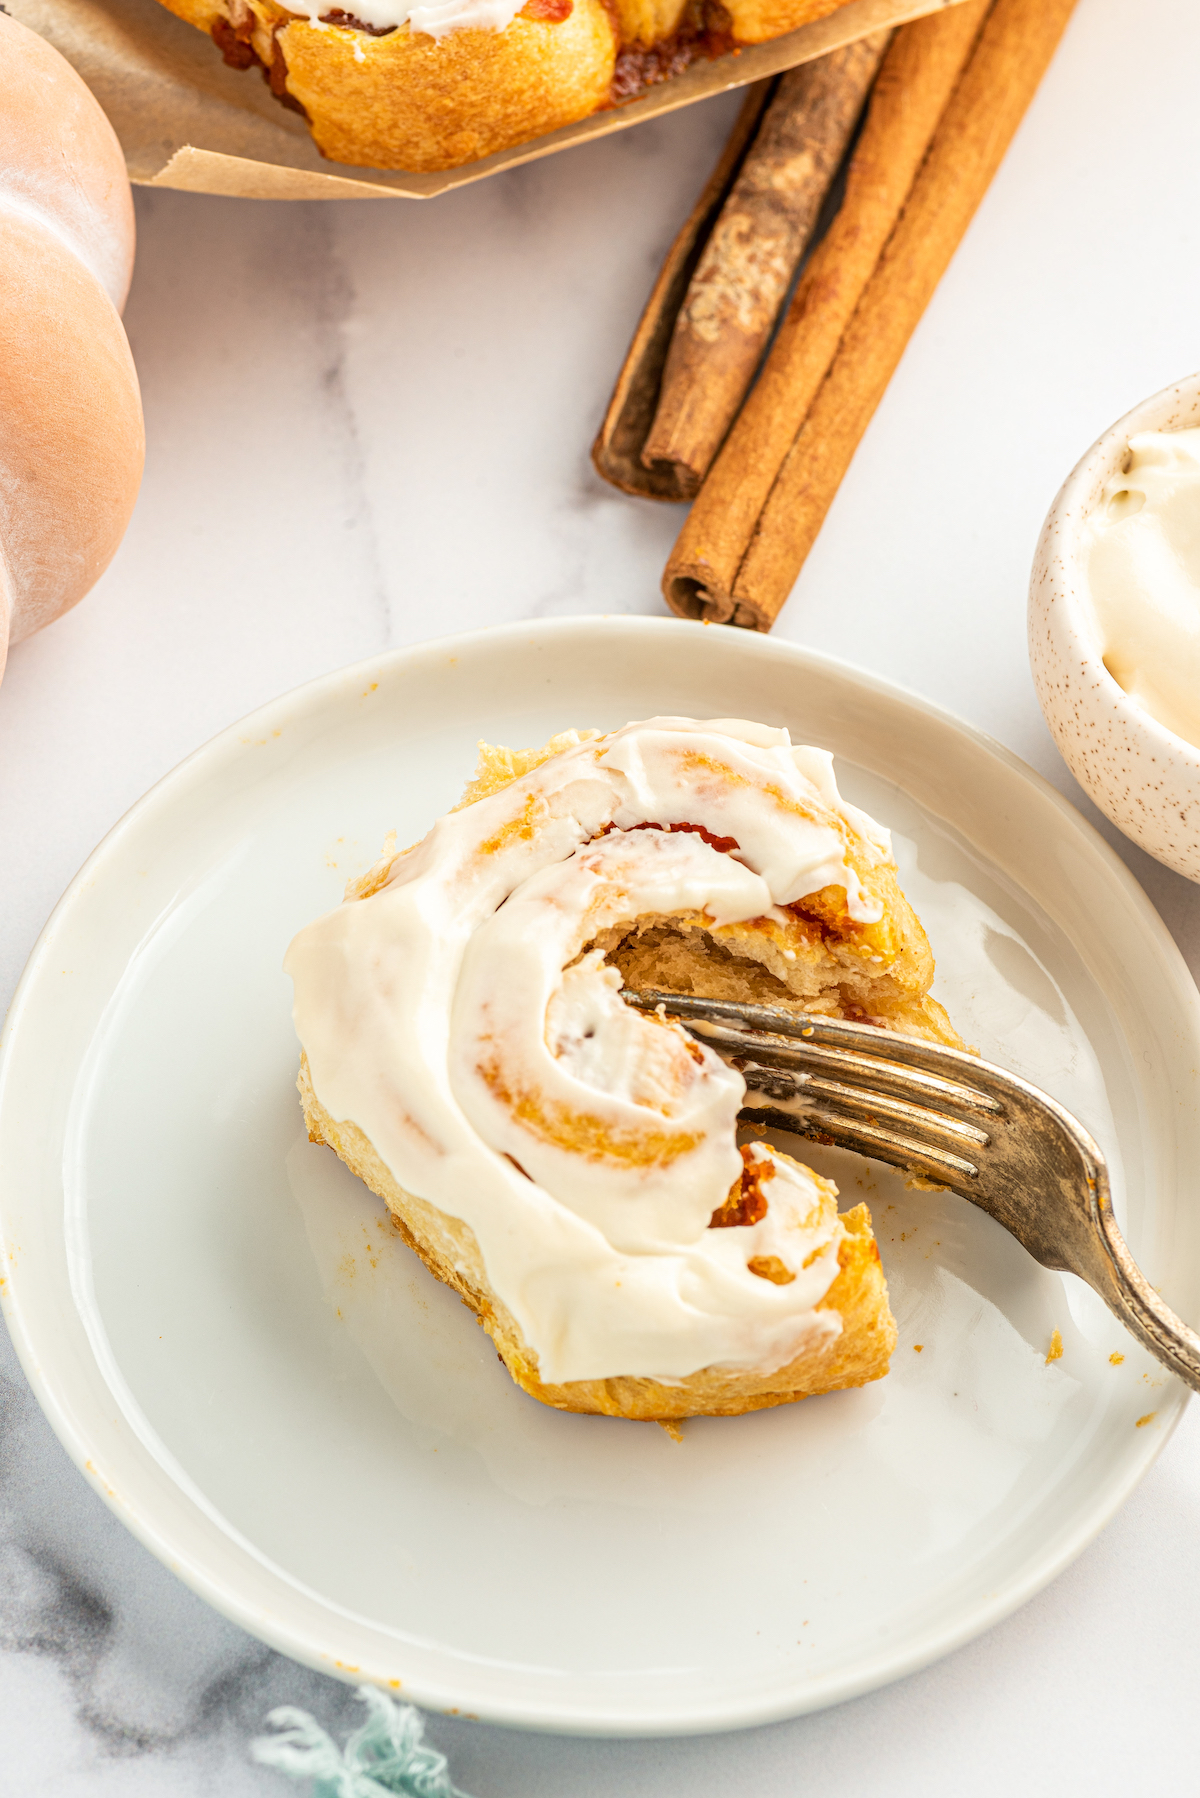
(286, 717), (961, 1418)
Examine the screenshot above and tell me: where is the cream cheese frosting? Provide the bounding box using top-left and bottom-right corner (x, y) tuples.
(285, 717), (891, 1384)
(1084, 426), (1200, 751)
(282, 0), (526, 44)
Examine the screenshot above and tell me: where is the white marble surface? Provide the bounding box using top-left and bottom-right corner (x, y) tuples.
(3, 0), (1200, 1788)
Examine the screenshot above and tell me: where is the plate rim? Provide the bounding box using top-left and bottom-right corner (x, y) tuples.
(0, 614), (1192, 1735)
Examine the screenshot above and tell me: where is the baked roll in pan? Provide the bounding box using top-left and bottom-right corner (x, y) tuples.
(158, 0), (852, 170)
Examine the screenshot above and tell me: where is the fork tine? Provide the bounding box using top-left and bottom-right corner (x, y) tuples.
(624, 990), (989, 1186)
(739, 1105), (981, 1185)
(624, 990), (1002, 1117)
(738, 1066), (989, 1149)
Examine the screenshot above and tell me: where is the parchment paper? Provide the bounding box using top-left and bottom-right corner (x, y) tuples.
(9, 0), (968, 198)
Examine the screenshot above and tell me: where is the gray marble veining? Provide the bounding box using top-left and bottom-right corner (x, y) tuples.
(0, 1321), (362, 1789)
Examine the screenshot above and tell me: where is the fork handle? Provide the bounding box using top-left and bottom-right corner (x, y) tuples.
(1016, 1110), (1200, 1395)
(1085, 1200), (1200, 1394)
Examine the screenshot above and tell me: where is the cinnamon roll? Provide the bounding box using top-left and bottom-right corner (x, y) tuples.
(155, 0), (853, 173)
(286, 717), (962, 1419)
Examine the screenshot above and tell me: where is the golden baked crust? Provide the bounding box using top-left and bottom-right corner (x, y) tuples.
(283, 7), (617, 170)
(157, 0), (852, 172)
(721, 0), (844, 45)
(300, 1054), (897, 1417)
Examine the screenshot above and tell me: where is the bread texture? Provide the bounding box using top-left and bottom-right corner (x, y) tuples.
(157, 0), (851, 172)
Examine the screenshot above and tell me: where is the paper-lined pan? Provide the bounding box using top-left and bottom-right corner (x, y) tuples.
(10, 0), (970, 199)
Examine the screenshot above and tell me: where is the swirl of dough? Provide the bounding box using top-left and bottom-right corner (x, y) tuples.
(287, 717), (891, 1383)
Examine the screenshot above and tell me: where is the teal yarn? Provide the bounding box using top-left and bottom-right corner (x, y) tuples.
(251, 1685), (475, 1798)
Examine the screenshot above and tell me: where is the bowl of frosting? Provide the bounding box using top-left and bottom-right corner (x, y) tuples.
(1030, 371), (1200, 881)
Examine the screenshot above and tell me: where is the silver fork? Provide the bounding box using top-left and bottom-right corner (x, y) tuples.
(626, 990), (1200, 1393)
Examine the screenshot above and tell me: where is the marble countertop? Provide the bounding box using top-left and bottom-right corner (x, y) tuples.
(3, 0), (1199, 1789)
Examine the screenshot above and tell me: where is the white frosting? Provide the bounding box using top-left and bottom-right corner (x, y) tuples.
(285, 717), (890, 1384)
(1084, 427), (1200, 750)
(282, 0), (526, 43)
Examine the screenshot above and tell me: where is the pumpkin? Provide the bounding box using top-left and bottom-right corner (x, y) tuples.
(0, 15), (144, 685)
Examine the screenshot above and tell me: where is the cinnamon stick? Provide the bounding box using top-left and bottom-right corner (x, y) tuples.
(666, 0), (1077, 629)
(590, 81), (776, 503)
(640, 33), (890, 499)
(663, 0), (989, 620)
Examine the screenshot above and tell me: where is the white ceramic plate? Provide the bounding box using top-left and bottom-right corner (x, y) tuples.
(1, 617), (1196, 1736)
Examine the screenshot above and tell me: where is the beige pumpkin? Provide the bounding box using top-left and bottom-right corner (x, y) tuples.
(0, 15), (144, 685)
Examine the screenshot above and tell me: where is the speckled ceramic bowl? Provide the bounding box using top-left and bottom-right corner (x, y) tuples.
(1029, 371), (1200, 882)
